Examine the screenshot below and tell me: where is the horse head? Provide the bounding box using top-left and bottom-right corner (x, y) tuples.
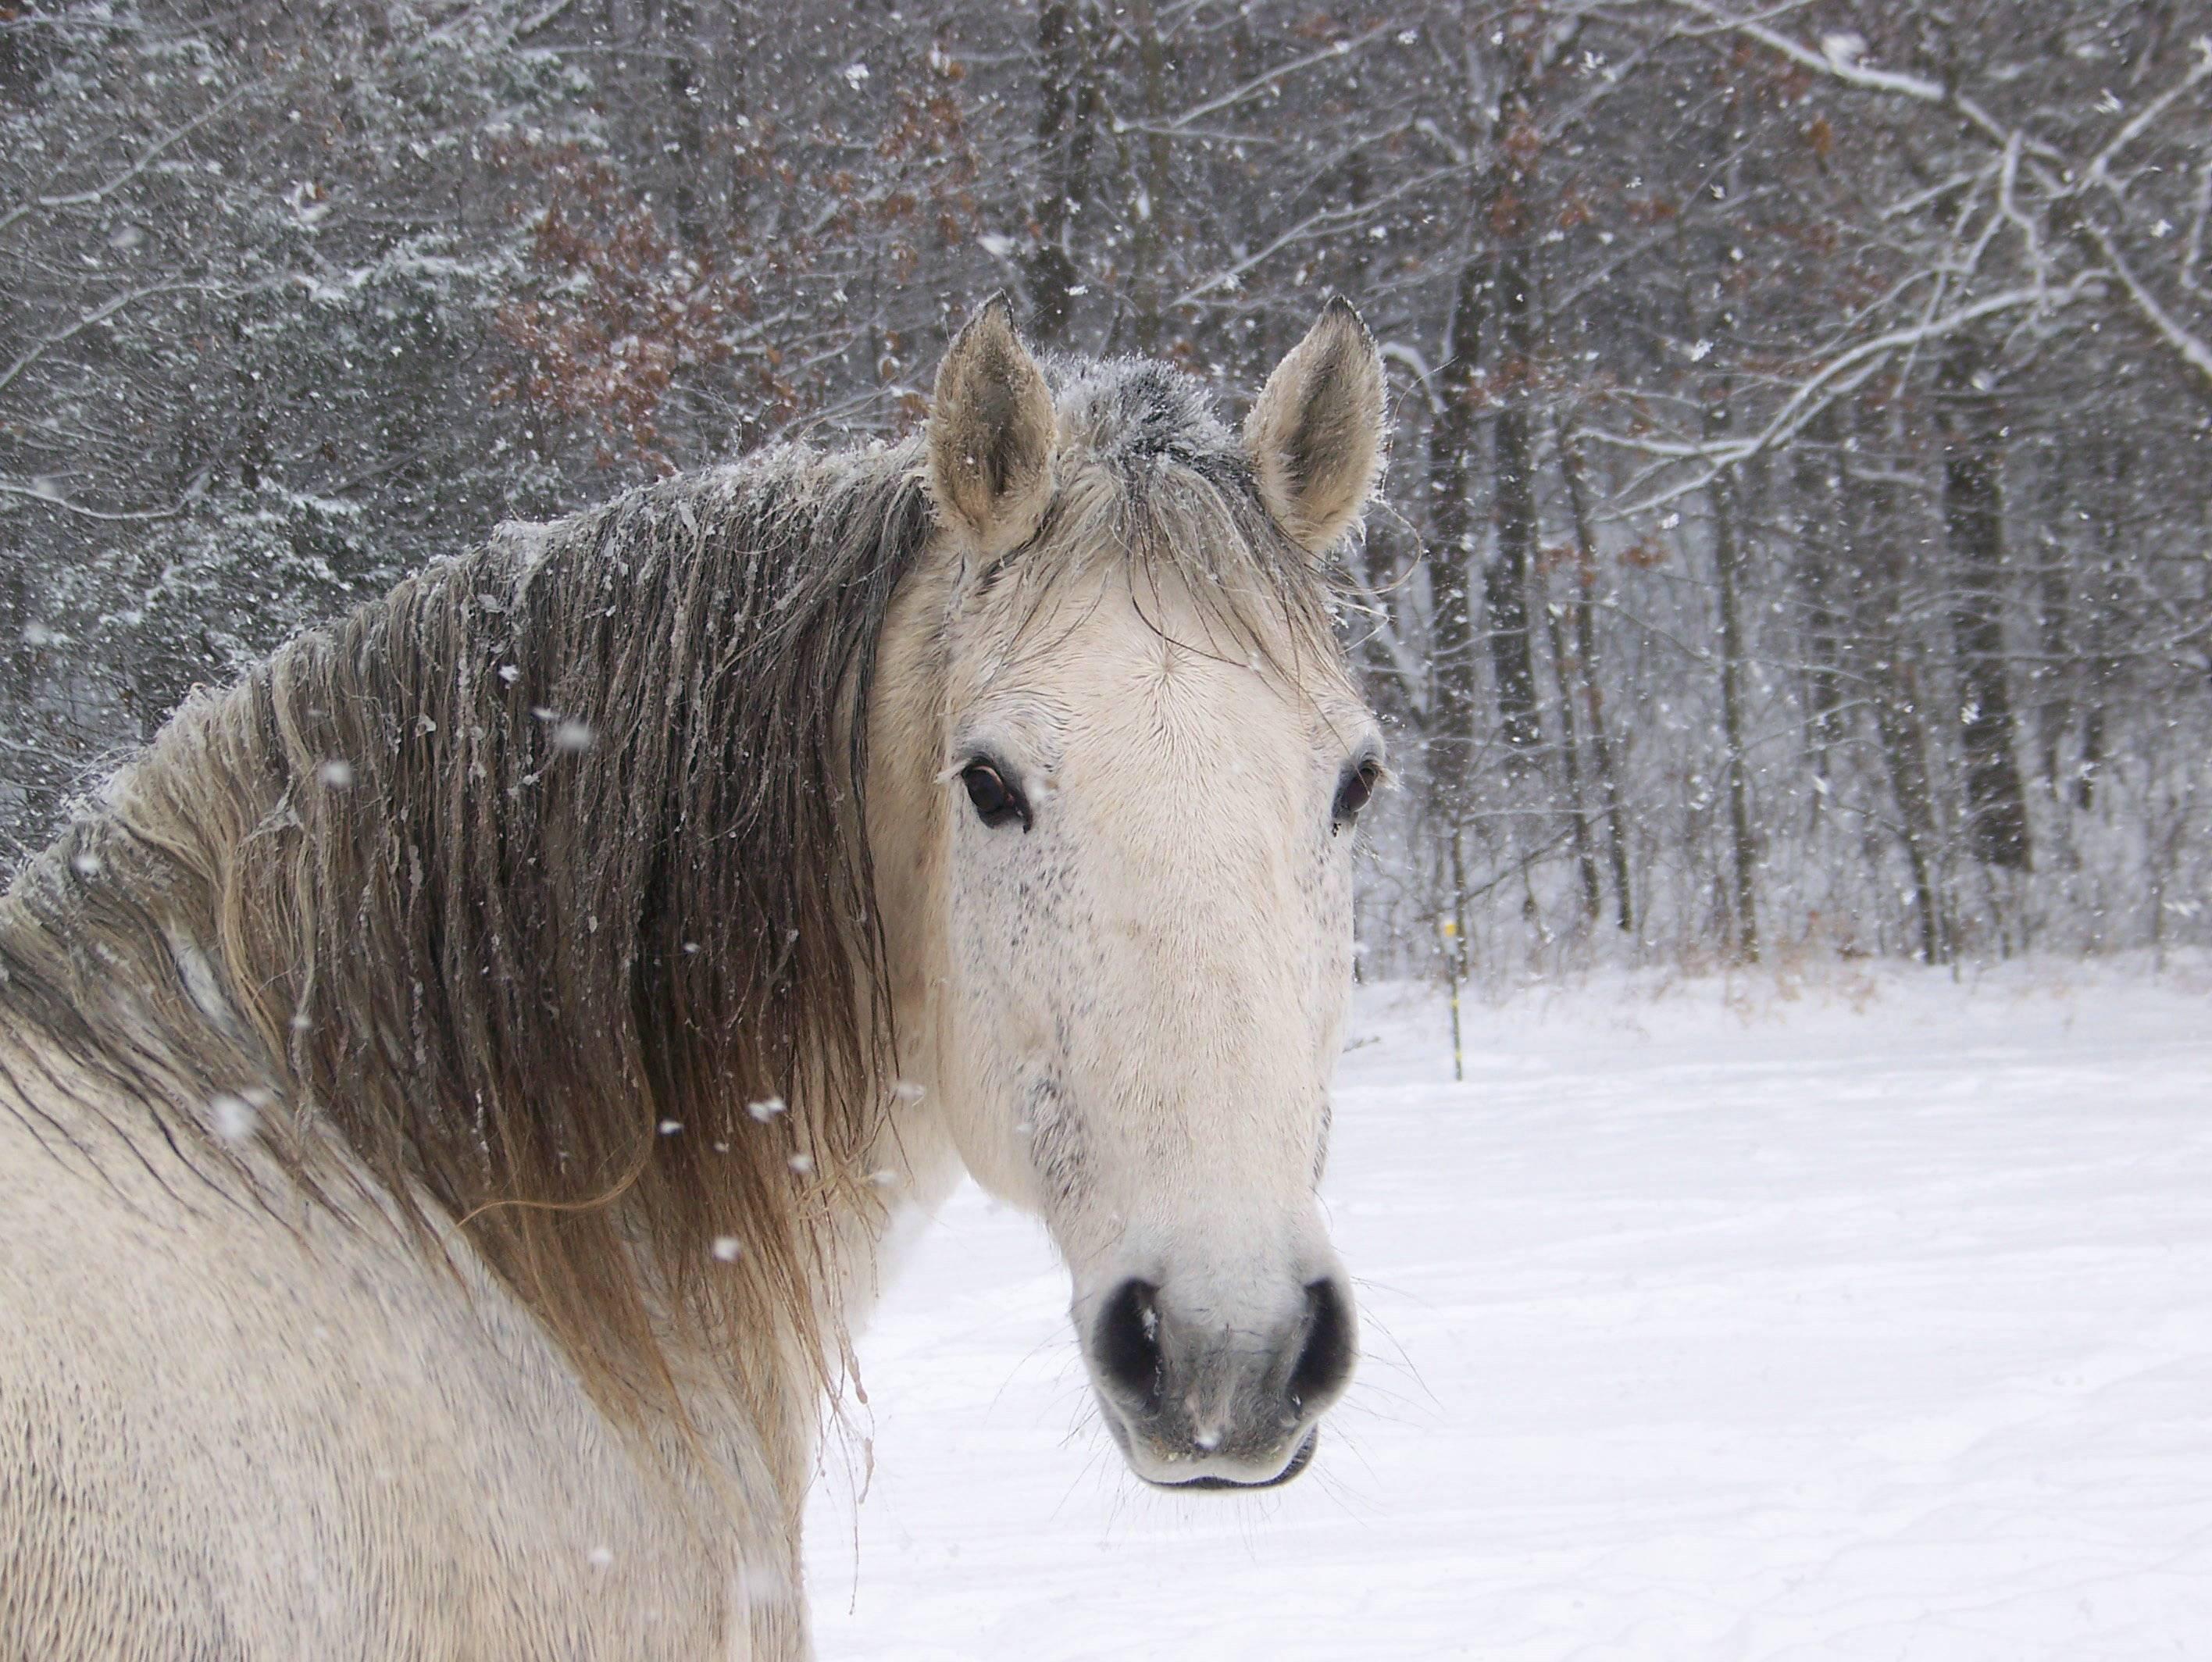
(872, 297), (1386, 1489)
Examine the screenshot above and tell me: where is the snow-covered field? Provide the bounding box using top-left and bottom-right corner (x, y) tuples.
(806, 960), (2212, 1660)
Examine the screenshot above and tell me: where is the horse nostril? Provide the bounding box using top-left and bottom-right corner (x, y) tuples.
(1286, 1277), (1354, 1412)
(1094, 1278), (1164, 1409)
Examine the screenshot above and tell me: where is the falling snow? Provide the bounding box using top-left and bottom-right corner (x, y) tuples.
(207, 1093), (258, 1142)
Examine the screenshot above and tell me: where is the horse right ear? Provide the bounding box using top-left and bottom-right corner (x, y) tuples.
(927, 295), (1057, 554)
(1243, 297), (1386, 554)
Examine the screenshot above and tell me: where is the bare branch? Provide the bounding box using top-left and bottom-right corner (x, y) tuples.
(1582, 280), (2097, 515)
(1876, 160), (1999, 223)
(1659, 0), (2057, 162)
(1341, 564), (1430, 722)
(0, 481), (188, 522)
(1160, 21), (1398, 133)
(2080, 219), (2212, 398)
(1379, 341), (1444, 419)
(0, 84), (257, 241)
(2185, 159), (2212, 295)
(1171, 165), (1463, 308)
(2081, 37), (2212, 199)
(0, 282), (221, 399)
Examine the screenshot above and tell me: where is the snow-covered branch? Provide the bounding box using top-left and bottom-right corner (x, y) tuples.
(1659, 0), (2045, 159)
(0, 480), (189, 522)
(2080, 37), (2212, 199)
(1582, 280), (2097, 515)
(1159, 22), (1398, 133)
(2079, 219), (2212, 398)
(0, 282), (221, 400)
(0, 85), (256, 241)
(1341, 565), (1431, 723)
(1171, 164), (1464, 307)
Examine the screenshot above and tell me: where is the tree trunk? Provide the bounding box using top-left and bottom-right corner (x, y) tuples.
(1125, 0), (1173, 354)
(1539, 560), (1601, 922)
(1938, 344), (2032, 870)
(1849, 448), (1946, 965)
(666, 0), (706, 248)
(1871, 662), (1946, 965)
(1711, 464), (1760, 963)
(1554, 418), (1634, 933)
(2077, 440), (2132, 811)
(1027, 0), (1101, 348)
(1425, 243), (1489, 829)
(1793, 407), (1847, 822)
(1483, 54), (1543, 760)
(1488, 360), (1543, 756)
(2031, 449), (2074, 797)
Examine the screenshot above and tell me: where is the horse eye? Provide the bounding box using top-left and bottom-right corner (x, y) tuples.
(1332, 760), (1380, 832)
(961, 760), (1029, 830)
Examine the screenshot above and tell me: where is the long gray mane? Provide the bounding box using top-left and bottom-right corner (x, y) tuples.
(0, 355), (1340, 1423)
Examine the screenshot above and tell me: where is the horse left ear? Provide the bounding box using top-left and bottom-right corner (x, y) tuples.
(1243, 297), (1386, 554)
(928, 294), (1058, 554)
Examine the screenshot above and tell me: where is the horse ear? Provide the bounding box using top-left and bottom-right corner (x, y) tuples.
(927, 294), (1057, 553)
(1243, 297), (1386, 553)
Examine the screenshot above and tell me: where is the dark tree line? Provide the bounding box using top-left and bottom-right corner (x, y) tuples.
(4, 0), (2209, 975)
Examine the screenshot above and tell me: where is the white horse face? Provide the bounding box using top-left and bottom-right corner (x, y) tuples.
(935, 571), (1378, 1487)
(886, 299), (1386, 1489)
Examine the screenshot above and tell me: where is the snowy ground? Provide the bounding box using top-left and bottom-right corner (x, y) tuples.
(805, 959), (2212, 1660)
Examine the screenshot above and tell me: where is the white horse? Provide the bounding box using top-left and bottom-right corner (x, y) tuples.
(0, 297), (1386, 1658)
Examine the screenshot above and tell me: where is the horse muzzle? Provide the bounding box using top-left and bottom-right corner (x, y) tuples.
(1082, 1271), (1356, 1489)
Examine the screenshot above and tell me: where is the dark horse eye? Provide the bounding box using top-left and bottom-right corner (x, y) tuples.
(1332, 760), (1380, 833)
(961, 760), (1029, 830)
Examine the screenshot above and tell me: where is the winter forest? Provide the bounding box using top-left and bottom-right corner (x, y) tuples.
(4, 0), (2209, 984)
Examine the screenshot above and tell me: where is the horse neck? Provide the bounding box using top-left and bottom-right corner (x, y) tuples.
(2, 451), (953, 1433)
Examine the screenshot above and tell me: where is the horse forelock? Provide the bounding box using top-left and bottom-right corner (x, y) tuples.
(0, 437), (933, 1429)
(1001, 356), (1349, 685)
